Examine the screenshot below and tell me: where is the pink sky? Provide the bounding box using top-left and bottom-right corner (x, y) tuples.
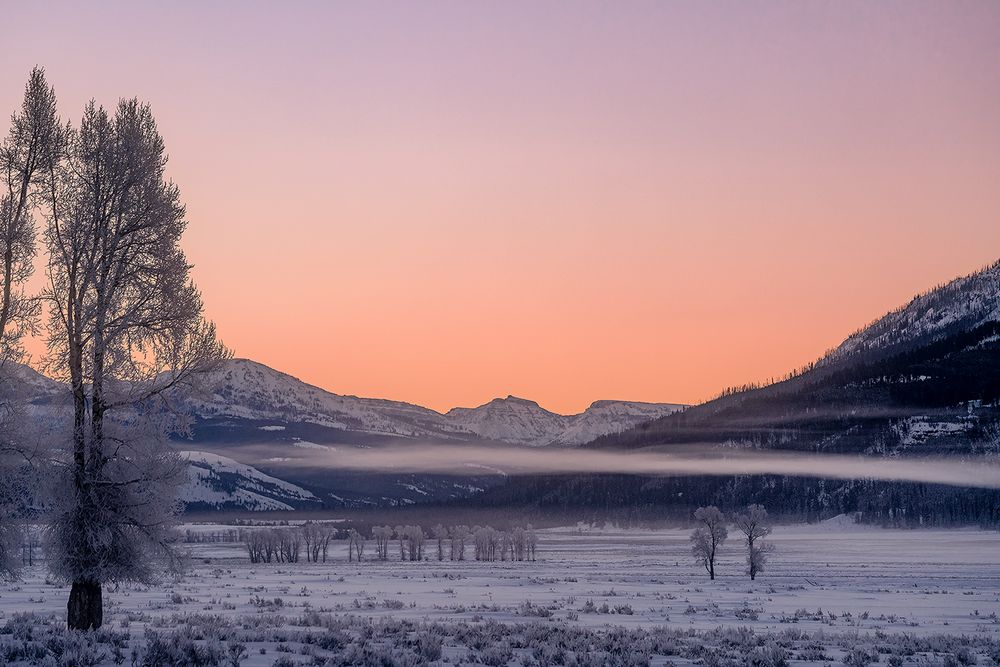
(3, 1), (1000, 414)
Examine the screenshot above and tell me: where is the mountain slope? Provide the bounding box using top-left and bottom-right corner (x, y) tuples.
(181, 451), (321, 511)
(185, 358), (471, 440)
(552, 400), (687, 446)
(476, 260), (1000, 526)
(825, 260), (1000, 366)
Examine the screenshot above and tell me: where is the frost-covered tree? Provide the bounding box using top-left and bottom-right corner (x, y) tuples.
(348, 529), (366, 562)
(1, 67), (61, 360)
(690, 506), (728, 580)
(526, 525), (538, 562)
(499, 531), (512, 561)
(473, 526), (501, 561)
(372, 525), (392, 561)
(347, 529), (359, 562)
(394, 525), (405, 559)
(277, 528), (302, 563)
(301, 522), (318, 563)
(41, 97), (226, 629)
(317, 523), (336, 563)
(300, 522), (336, 563)
(733, 504), (773, 580)
(449, 525), (469, 561)
(0, 68), (64, 581)
(244, 530), (266, 564)
(403, 525), (425, 561)
(511, 527), (526, 561)
(432, 524), (447, 561)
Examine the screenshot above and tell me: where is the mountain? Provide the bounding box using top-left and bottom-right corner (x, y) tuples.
(475, 260), (1000, 527)
(184, 358), (683, 447)
(446, 396), (570, 446)
(444, 396), (684, 447)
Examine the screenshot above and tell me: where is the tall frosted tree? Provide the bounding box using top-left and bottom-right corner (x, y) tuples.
(0, 68), (63, 578)
(42, 97), (227, 630)
(1, 68), (61, 360)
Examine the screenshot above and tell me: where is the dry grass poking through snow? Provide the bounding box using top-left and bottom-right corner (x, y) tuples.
(0, 521), (998, 665)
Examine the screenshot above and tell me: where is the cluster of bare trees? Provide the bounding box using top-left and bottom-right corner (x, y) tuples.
(396, 525), (425, 561)
(448, 525), (471, 560)
(373, 524), (536, 563)
(372, 525), (393, 560)
(242, 523), (539, 565)
(690, 505), (773, 580)
(0, 69), (228, 630)
(302, 522), (338, 563)
(472, 525), (538, 562)
(244, 523), (337, 564)
(183, 529), (241, 544)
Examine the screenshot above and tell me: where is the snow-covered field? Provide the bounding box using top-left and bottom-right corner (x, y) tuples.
(2, 518), (999, 665)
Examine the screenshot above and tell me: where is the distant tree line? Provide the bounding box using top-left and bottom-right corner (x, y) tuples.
(478, 471), (1000, 529)
(241, 522), (538, 564)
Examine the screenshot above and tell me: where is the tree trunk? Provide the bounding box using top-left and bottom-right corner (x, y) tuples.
(67, 578), (103, 630)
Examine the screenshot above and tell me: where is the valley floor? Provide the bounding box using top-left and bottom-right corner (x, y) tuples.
(2, 519), (999, 665)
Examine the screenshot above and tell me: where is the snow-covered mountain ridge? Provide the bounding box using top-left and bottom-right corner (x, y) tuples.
(825, 259), (1000, 365)
(187, 358), (685, 447)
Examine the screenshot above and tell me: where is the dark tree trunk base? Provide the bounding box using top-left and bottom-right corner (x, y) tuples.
(67, 579), (103, 630)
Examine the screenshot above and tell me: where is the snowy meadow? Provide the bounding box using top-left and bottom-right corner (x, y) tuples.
(2, 518), (999, 666)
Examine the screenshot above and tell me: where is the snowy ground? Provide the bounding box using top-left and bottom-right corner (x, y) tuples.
(2, 518), (999, 665)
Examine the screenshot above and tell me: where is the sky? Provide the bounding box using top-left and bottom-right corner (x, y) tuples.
(2, 1), (1000, 414)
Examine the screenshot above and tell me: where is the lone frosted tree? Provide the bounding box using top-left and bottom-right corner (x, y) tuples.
(0, 67), (63, 579)
(733, 504), (773, 580)
(42, 96), (226, 630)
(690, 505), (727, 580)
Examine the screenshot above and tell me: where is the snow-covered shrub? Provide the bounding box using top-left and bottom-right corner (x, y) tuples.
(52, 632), (105, 667)
(413, 631), (443, 661)
(518, 600), (552, 618)
(473, 645), (513, 666)
(226, 641), (248, 667)
(747, 641), (788, 667)
(141, 630), (223, 667)
(843, 646), (879, 667)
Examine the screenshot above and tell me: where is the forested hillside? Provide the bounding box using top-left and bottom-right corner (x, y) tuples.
(475, 262), (1000, 526)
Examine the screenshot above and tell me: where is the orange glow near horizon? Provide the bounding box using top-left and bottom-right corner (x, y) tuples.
(3, 2), (1000, 414)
